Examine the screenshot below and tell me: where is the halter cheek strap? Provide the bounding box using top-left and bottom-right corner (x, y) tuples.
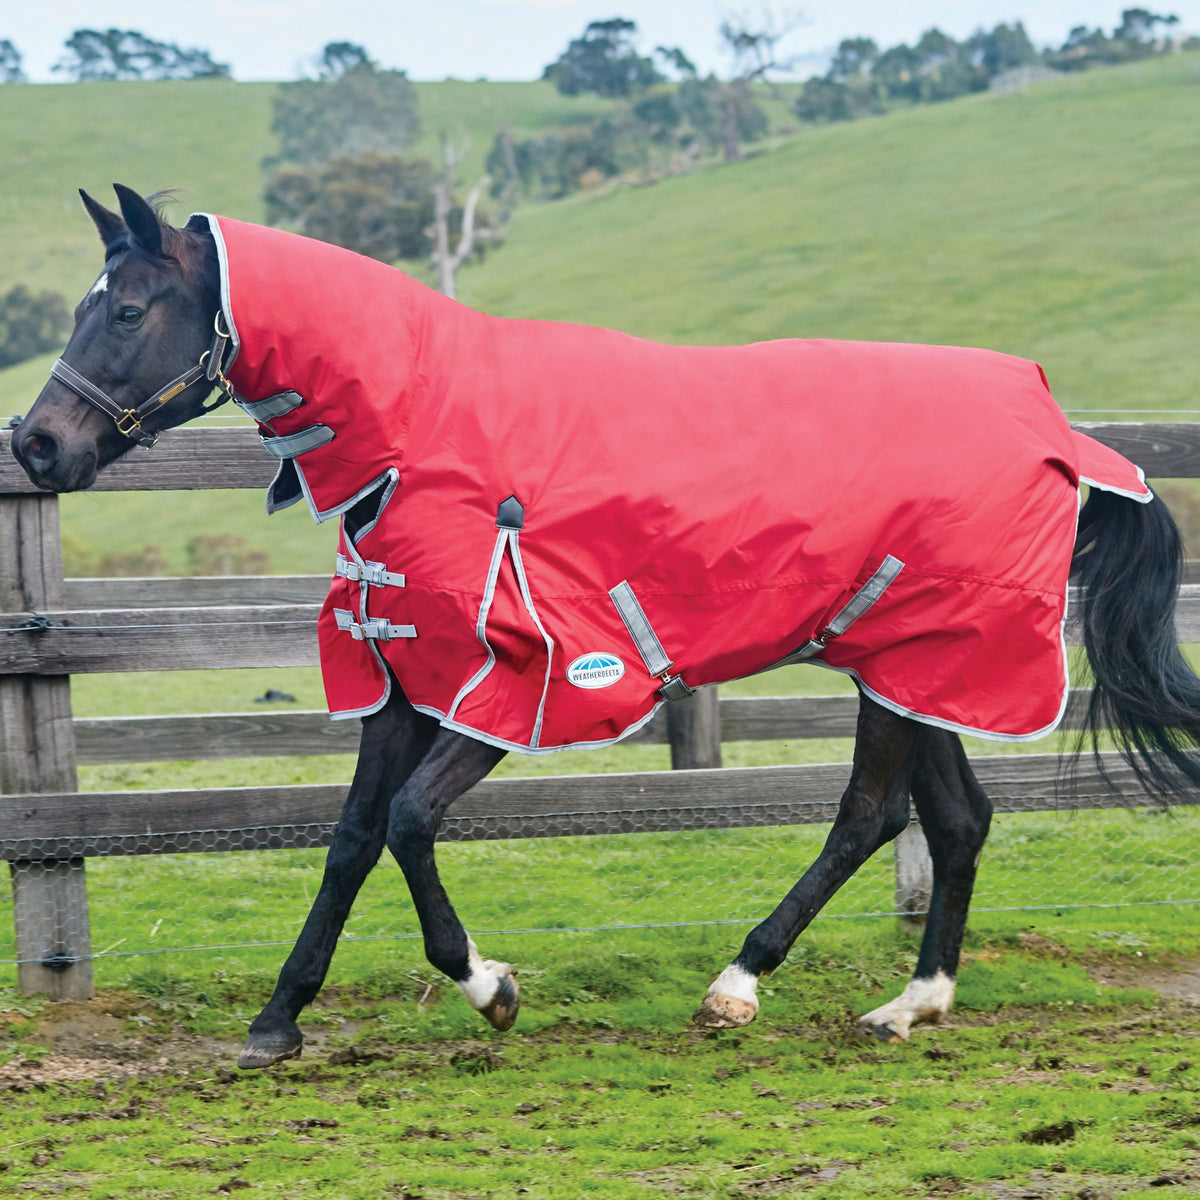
(47, 313), (235, 448)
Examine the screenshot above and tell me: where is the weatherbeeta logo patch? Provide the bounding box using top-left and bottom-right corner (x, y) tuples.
(566, 652), (626, 689)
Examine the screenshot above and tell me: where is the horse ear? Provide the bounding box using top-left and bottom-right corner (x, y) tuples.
(79, 189), (126, 249)
(112, 183), (164, 257)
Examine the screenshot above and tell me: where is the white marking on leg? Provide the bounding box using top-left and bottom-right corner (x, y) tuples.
(455, 938), (501, 1010)
(694, 962), (761, 1026)
(708, 964), (760, 1007)
(859, 970), (956, 1041)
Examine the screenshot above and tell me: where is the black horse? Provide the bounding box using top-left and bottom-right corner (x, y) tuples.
(12, 186), (1200, 1069)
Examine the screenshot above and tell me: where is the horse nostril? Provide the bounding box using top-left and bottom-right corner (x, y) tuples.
(19, 429), (60, 472)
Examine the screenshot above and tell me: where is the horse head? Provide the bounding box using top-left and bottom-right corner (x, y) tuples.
(11, 185), (222, 492)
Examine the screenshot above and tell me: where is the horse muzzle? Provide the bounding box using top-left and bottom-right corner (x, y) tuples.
(11, 420), (99, 493)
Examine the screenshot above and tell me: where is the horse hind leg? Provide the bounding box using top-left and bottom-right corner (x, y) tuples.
(384, 729), (520, 1030)
(858, 728), (992, 1043)
(695, 696), (918, 1027)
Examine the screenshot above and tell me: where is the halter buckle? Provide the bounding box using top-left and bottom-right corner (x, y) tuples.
(115, 410), (156, 446)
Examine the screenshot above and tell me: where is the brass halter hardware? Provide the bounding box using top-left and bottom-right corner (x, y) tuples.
(48, 309), (235, 448)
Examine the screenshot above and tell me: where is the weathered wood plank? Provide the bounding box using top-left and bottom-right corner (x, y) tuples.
(666, 687), (722, 769)
(0, 752), (1187, 861)
(6, 584), (1199, 678)
(0, 494), (65, 611)
(1073, 422), (1200, 479)
(0, 604), (321, 674)
(893, 820), (933, 924)
(75, 711), (360, 763)
(62, 575), (330, 609)
(0, 492), (93, 999)
(54, 686), (1138, 765)
(0, 427), (275, 495)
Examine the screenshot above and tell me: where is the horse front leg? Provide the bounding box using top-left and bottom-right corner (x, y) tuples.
(238, 691), (439, 1069)
(858, 729), (993, 1042)
(694, 695), (918, 1028)
(384, 730), (514, 1029)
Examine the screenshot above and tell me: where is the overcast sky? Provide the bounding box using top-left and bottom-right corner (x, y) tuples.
(6, 1), (1199, 82)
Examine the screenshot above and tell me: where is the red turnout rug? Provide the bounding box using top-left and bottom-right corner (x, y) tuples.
(192, 214), (1151, 753)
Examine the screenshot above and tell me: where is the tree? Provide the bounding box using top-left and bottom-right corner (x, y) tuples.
(542, 18), (662, 98)
(265, 154), (439, 262)
(964, 22), (1037, 76)
(793, 76), (870, 123)
(714, 11), (801, 161)
(911, 29), (979, 102)
(0, 39), (24, 83)
(269, 56), (420, 165)
(1114, 8), (1180, 46)
(429, 139), (495, 300)
(1046, 11), (1179, 71)
(870, 42), (924, 102)
(829, 37), (879, 81)
(0, 286), (70, 369)
(316, 40), (370, 78)
(52, 28), (229, 80)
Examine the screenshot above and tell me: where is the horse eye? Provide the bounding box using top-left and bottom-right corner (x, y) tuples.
(116, 306), (143, 326)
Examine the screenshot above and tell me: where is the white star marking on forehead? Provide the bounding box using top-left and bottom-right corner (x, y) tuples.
(88, 272), (109, 298)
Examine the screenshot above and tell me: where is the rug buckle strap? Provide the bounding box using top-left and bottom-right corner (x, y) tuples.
(609, 580), (695, 701)
(335, 554), (405, 588)
(765, 554), (906, 670)
(334, 608), (416, 642)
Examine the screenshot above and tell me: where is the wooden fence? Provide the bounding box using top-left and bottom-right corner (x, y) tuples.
(3, 422), (1200, 1001)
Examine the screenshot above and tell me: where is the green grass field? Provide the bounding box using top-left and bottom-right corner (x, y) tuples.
(1, 910), (1198, 1198)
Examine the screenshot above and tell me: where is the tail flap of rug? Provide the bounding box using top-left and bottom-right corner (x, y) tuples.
(1071, 430), (1153, 503)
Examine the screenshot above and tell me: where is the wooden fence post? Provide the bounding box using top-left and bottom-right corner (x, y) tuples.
(0, 492), (93, 999)
(893, 814), (933, 928)
(666, 686), (722, 770)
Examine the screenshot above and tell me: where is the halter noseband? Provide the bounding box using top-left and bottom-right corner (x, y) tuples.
(47, 312), (236, 448)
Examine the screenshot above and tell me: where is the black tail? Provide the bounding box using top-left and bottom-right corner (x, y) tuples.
(1072, 488), (1200, 799)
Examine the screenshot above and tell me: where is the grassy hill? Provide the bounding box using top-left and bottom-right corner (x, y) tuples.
(3, 54), (1198, 581)
(461, 54), (1200, 420)
(0, 77), (608, 304)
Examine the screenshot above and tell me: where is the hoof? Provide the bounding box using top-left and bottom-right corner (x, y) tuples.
(693, 992), (758, 1029)
(858, 1017), (908, 1044)
(237, 1023), (303, 1070)
(479, 963), (519, 1032)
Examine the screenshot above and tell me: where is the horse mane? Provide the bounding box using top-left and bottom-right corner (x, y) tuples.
(145, 188), (180, 218)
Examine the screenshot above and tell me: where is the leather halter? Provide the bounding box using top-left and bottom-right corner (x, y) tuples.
(47, 312), (235, 448)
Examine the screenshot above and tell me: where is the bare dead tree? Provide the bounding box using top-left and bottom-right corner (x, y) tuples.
(429, 136), (492, 300)
(717, 6), (805, 162)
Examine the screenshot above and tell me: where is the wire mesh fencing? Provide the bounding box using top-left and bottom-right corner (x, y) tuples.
(2, 796), (1196, 986)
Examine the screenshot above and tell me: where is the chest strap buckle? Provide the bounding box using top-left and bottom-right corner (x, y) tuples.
(335, 554), (406, 588)
(334, 609), (416, 641)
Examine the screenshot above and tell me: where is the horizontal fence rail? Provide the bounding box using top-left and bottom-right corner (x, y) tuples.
(0, 752), (1187, 862)
(60, 689), (1100, 764)
(5, 585), (1200, 675)
(2, 421), (1199, 996)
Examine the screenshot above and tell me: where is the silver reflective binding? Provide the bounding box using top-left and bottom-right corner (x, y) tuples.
(608, 580), (694, 701)
(609, 581), (672, 676)
(335, 553), (405, 588)
(768, 554), (905, 669)
(260, 424), (335, 459)
(236, 390), (305, 422)
(333, 608), (416, 642)
(824, 554), (905, 637)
